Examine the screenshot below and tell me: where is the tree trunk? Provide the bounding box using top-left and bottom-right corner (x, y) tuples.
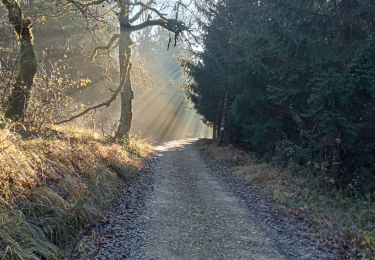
(214, 95), (224, 143)
(218, 93), (229, 146)
(115, 1), (134, 140)
(331, 135), (342, 189)
(212, 123), (217, 140)
(340, 0), (354, 52)
(2, 0), (37, 120)
(116, 58), (133, 139)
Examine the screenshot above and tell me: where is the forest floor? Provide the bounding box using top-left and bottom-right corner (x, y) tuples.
(72, 139), (340, 259)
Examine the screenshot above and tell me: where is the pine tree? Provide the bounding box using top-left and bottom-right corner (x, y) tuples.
(188, 0), (375, 192)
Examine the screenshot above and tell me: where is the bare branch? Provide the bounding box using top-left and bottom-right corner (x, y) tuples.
(129, 18), (187, 33)
(55, 80), (122, 125)
(91, 33), (120, 61)
(129, 0), (155, 23)
(66, 0), (106, 8)
(130, 1), (167, 21)
(64, 0), (108, 19)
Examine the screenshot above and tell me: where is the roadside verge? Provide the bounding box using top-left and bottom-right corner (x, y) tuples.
(198, 139), (374, 259)
(0, 124), (153, 259)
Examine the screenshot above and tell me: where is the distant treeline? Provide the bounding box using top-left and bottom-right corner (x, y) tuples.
(186, 0), (375, 193)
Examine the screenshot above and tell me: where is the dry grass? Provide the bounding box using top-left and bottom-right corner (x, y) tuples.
(0, 123), (153, 259)
(198, 139), (375, 259)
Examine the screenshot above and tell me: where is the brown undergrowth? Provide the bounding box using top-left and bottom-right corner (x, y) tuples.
(0, 123), (153, 259)
(198, 139), (375, 260)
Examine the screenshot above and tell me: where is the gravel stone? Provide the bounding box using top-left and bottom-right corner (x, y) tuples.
(71, 139), (340, 260)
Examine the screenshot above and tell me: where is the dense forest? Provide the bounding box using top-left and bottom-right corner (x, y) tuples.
(186, 0), (375, 194)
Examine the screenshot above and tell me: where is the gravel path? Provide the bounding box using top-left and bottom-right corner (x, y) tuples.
(72, 139), (340, 260)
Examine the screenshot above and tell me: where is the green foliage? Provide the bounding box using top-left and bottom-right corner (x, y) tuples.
(188, 0), (375, 193)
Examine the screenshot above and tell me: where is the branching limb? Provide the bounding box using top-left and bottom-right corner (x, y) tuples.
(130, 1), (167, 21)
(66, 0), (106, 8)
(91, 33), (120, 61)
(128, 0), (190, 48)
(129, 18), (187, 33)
(55, 80), (122, 125)
(129, 0), (155, 23)
(63, 0), (108, 18)
(56, 34), (131, 125)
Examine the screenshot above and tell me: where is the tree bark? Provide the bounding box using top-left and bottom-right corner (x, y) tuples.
(115, 1), (134, 140)
(214, 95), (223, 143)
(212, 123), (217, 140)
(2, 0), (37, 120)
(331, 135), (342, 189)
(218, 93), (228, 146)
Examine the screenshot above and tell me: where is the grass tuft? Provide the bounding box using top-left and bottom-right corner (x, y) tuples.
(0, 123), (153, 259)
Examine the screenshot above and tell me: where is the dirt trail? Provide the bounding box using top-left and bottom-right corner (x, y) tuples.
(72, 140), (339, 259)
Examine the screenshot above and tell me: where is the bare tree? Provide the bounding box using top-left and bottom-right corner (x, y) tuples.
(58, 0), (190, 140)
